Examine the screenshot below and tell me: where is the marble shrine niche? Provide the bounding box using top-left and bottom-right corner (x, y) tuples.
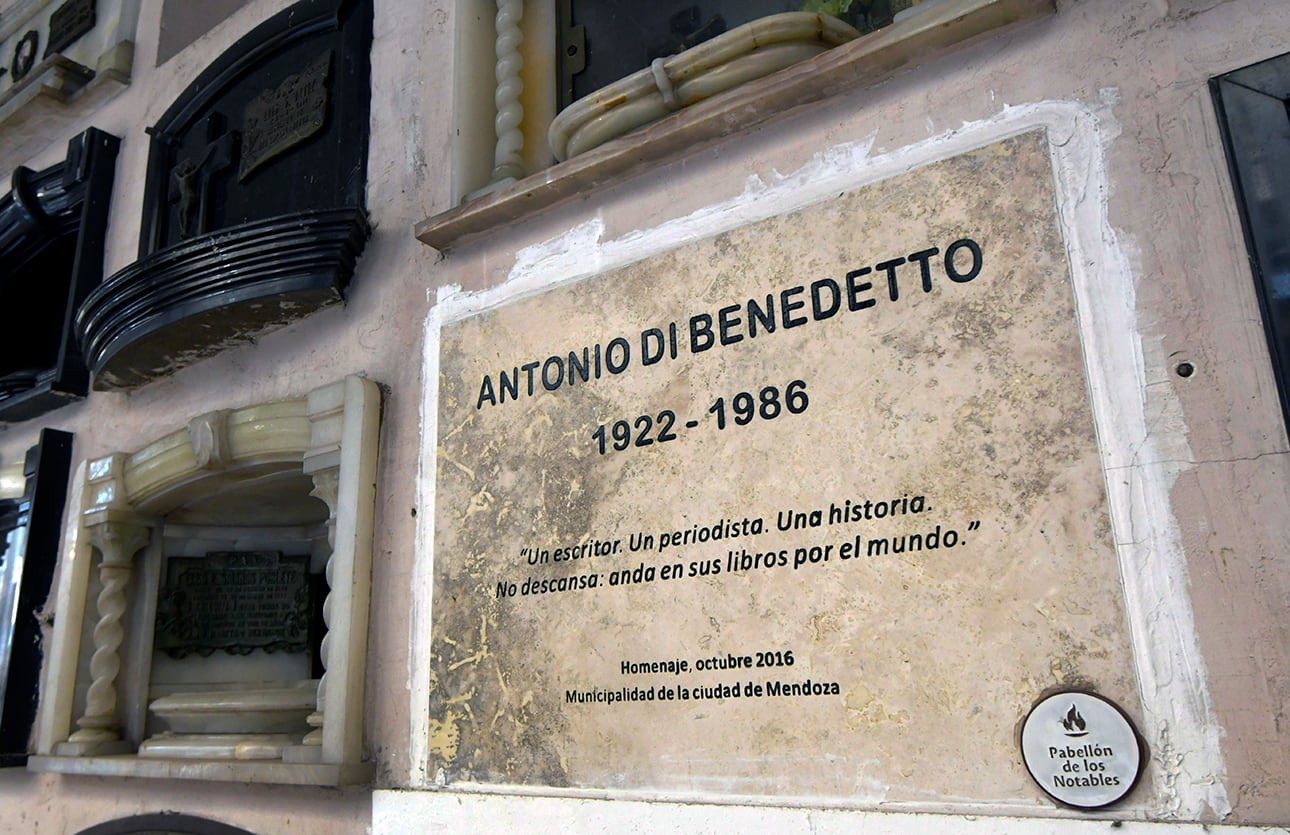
(0, 127), (119, 422)
(75, 0), (373, 390)
(28, 376), (382, 785)
(0, 429), (73, 766)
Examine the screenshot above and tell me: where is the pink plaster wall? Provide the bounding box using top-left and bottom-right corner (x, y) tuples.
(0, 0), (1288, 829)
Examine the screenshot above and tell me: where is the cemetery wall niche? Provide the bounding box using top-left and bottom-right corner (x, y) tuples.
(75, 0), (373, 390)
(28, 375), (381, 785)
(76, 812), (260, 835)
(0, 0), (139, 167)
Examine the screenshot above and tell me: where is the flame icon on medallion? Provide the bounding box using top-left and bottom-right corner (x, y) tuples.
(1061, 704), (1089, 737)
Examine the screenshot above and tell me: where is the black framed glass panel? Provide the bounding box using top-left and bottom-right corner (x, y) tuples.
(1212, 52), (1290, 431)
(0, 428), (73, 765)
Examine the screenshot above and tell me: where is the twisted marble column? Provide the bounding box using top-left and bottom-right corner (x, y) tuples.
(67, 521), (150, 745)
(303, 468), (339, 746)
(489, 0), (525, 184)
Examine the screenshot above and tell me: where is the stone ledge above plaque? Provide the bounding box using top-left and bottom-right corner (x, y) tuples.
(417, 0), (1055, 252)
(74, 0), (373, 391)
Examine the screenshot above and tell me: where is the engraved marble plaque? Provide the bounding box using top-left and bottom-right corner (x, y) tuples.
(427, 132), (1138, 801)
(155, 551), (310, 658)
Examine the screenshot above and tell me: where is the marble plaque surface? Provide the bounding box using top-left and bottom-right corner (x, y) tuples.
(428, 131), (1138, 801)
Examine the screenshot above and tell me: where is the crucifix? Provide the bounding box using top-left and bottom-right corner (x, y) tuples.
(168, 113), (239, 240)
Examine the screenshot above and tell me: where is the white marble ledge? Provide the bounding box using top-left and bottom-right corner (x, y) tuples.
(373, 791), (1290, 834)
(27, 754), (374, 786)
(413, 0), (1056, 253)
(148, 682), (317, 735)
(137, 733), (299, 760)
(149, 686), (316, 713)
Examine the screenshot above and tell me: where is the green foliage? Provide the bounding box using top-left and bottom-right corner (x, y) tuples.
(800, 0), (855, 17)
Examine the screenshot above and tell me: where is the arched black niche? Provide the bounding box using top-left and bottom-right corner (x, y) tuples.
(76, 0), (373, 390)
(76, 813), (259, 835)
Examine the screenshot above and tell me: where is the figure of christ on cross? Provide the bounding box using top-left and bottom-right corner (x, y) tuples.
(169, 113), (239, 240)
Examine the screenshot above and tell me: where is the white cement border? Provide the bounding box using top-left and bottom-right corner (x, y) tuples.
(411, 99), (1228, 822)
(373, 790), (1284, 834)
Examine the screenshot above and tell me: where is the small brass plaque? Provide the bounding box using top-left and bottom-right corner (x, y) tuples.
(239, 50), (331, 182)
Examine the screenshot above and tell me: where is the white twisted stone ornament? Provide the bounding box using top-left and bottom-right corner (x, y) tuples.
(69, 522), (150, 743)
(303, 468), (340, 746)
(489, 0), (524, 183)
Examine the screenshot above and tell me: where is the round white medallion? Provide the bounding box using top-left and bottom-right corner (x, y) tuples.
(1020, 690), (1143, 809)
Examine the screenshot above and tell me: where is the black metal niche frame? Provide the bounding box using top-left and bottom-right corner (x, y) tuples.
(75, 0), (373, 391)
(1212, 51), (1290, 433)
(0, 127), (119, 423)
(0, 429), (73, 766)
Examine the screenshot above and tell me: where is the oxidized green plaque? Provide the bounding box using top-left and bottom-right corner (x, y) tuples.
(155, 551), (310, 658)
